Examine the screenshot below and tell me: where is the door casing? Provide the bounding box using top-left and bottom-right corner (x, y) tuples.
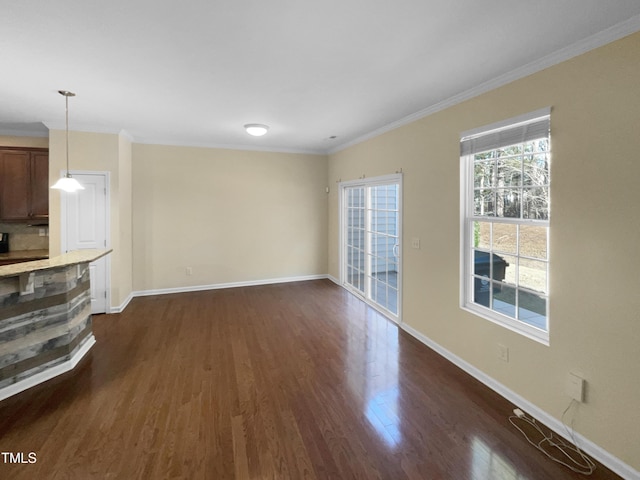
(60, 170), (111, 314)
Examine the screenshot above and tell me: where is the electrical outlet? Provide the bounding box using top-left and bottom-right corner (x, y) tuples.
(411, 237), (420, 249)
(186, 267), (193, 276)
(567, 373), (585, 402)
(498, 344), (509, 362)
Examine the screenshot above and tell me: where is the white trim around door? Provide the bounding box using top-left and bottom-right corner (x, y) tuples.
(60, 170), (111, 314)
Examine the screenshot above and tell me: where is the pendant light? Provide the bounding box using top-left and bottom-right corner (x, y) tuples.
(51, 90), (84, 192)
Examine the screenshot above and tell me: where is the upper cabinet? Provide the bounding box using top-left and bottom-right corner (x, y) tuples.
(0, 148), (49, 223)
(29, 151), (49, 219)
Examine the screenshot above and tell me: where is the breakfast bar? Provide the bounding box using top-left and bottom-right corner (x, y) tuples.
(0, 249), (111, 401)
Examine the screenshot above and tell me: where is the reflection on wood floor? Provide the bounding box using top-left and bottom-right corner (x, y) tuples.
(0, 280), (621, 479)
(347, 271), (398, 314)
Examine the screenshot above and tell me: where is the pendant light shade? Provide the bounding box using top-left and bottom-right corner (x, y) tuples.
(51, 90), (84, 192)
(51, 175), (84, 192)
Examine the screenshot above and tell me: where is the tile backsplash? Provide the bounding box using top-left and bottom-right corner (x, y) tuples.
(0, 223), (49, 251)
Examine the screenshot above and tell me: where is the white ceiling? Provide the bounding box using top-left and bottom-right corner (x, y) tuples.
(2, 0), (640, 154)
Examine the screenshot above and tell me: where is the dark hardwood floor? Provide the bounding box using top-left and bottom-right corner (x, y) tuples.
(0, 280), (622, 479)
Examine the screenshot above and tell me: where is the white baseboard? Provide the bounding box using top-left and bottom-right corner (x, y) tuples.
(109, 275), (336, 313)
(400, 323), (639, 480)
(130, 274), (330, 299)
(0, 335), (96, 402)
(326, 274), (340, 285)
(110, 292), (133, 314)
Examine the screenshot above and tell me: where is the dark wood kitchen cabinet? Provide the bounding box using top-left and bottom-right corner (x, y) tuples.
(0, 148), (49, 222)
(29, 151), (49, 218)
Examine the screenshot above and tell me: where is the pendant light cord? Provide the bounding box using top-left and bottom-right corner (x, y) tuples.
(51, 90), (83, 192)
(58, 90), (76, 178)
(65, 94), (70, 177)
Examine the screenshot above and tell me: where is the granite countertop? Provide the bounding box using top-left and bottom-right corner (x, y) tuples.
(0, 249), (49, 262)
(0, 249), (112, 278)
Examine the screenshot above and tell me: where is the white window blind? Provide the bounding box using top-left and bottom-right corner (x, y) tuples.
(460, 108), (550, 156)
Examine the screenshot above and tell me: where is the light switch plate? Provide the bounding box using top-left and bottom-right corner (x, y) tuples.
(498, 344), (509, 362)
(567, 372), (585, 402)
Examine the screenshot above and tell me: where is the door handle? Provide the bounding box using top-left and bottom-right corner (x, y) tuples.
(393, 244), (399, 258)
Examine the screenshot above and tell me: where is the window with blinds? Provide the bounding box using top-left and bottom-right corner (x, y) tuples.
(460, 108), (551, 344)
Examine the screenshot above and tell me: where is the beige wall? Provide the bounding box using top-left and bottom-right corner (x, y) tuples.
(132, 144), (328, 291)
(328, 32), (640, 469)
(46, 130), (326, 305)
(0, 135), (48, 148)
(48, 130), (133, 309)
(115, 133), (133, 307)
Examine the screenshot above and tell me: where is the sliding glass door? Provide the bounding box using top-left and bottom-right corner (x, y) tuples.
(342, 175), (401, 321)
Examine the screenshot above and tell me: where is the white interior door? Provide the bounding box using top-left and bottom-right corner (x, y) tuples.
(62, 172), (109, 314)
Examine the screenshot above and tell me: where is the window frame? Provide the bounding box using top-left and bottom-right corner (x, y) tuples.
(460, 108), (551, 345)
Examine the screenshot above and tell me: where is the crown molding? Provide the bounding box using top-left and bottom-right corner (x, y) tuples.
(134, 136), (327, 156)
(328, 14), (640, 155)
(0, 128), (49, 138)
(118, 129), (134, 142)
(8, 120), (325, 156)
(42, 121), (123, 136)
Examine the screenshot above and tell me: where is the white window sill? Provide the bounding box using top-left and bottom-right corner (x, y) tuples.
(461, 303), (550, 346)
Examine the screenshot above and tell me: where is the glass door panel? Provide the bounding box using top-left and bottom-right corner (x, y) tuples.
(367, 184), (399, 315)
(343, 180), (400, 319)
(345, 186), (365, 294)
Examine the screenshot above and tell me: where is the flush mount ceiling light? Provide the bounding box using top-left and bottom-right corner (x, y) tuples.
(51, 90), (84, 192)
(244, 124), (269, 137)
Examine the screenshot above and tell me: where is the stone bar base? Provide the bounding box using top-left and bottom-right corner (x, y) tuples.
(0, 262), (95, 401)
